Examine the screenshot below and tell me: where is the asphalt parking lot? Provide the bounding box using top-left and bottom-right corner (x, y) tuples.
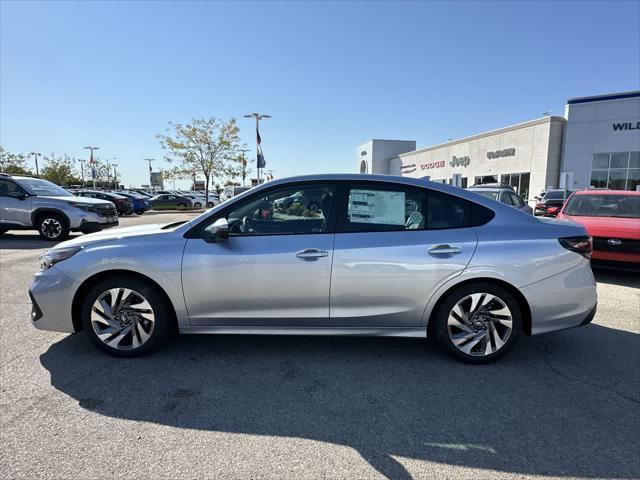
(1, 212), (639, 480)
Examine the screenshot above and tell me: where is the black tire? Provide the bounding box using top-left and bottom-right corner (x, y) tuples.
(207, 202), (214, 208)
(193, 202), (202, 209)
(135, 210), (145, 215)
(178, 203), (186, 208)
(433, 282), (521, 364)
(36, 213), (70, 241)
(81, 275), (173, 357)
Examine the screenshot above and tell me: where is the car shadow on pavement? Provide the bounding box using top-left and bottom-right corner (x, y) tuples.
(593, 268), (640, 288)
(0, 233), (82, 250)
(40, 324), (640, 479)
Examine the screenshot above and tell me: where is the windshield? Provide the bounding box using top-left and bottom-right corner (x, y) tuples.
(544, 190), (573, 200)
(564, 194), (640, 218)
(471, 190), (499, 201)
(18, 178), (72, 197)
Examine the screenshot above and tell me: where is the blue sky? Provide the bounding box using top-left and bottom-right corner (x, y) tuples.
(1, 0), (639, 188)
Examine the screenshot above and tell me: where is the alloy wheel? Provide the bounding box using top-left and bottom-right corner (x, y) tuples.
(90, 288), (155, 350)
(41, 218), (62, 239)
(447, 293), (513, 356)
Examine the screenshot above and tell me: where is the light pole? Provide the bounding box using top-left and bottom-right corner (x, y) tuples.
(243, 113), (271, 184)
(84, 146), (100, 189)
(144, 158), (156, 191)
(237, 147), (250, 186)
(30, 152), (42, 176)
(78, 159), (86, 187)
(112, 163), (119, 190)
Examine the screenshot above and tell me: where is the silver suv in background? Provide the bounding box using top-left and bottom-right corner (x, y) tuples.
(0, 174), (118, 241)
(467, 183), (533, 214)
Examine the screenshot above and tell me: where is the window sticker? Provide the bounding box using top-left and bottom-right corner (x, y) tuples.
(348, 189), (405, 225)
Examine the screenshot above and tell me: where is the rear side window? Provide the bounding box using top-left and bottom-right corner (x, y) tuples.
(337, 183), (494, 232)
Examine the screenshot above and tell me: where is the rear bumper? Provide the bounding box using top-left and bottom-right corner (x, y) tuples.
(521, 261), (598, 335)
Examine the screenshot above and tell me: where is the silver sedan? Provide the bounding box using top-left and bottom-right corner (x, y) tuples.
(29, 174), (597, 363)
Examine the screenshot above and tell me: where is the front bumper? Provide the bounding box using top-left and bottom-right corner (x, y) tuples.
(29, 266), (77, 333)
(521, 261), (598, 335)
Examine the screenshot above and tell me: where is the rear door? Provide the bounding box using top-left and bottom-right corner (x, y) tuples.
(330, 182), (479, 327)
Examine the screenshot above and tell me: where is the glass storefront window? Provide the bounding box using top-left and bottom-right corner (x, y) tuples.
(590, 152), (640, 190)
(611, 152), (630, 169)
(500, 172), (530, 199)
(592, 153), (610, 169)
(590, 170), (608, 189)
(628, 169), (640, 191)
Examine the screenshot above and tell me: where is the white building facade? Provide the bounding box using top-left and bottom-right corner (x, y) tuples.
(561, 91), (640, 191)
(357, 90), (640, 200)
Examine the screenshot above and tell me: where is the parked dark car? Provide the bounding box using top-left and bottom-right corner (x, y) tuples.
(114, 191), (151, 215)
(76, 190), (134, 216)
(534, 189), (577, 216)
(149, 193), (192, 209)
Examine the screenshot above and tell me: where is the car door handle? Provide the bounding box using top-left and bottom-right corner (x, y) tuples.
(428, 244), (462, 255)
(296, 248), (329, 259)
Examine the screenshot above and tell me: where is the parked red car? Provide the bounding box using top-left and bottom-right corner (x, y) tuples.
(558, 190), (640, 268)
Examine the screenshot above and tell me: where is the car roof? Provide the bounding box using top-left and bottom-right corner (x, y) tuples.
(571, 189), (640, 196)
(467, 187), (502, 192)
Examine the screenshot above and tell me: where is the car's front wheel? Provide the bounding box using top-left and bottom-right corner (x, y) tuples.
(37, 213), (69, 241)
(433, 282), (521, 364)
(193, 202), (202, 209)
(81, 276), (173, 357)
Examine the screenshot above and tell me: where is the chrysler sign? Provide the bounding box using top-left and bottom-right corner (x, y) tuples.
(487, 148), (515, 159)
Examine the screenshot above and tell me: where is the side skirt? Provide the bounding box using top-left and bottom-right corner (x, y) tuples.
(179, 326), (427, 338)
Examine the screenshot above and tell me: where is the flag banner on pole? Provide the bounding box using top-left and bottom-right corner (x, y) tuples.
(256, 127), (266, 168)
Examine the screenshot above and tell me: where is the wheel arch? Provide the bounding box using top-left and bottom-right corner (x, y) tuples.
(425, 277), (532, 338)
(31, 208), (70, 229)
(71, 269), (178, 333)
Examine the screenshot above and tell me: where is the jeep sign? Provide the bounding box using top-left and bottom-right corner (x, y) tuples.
(450, 155), (470, 167)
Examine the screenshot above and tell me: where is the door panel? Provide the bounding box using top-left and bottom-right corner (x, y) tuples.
(182, 234), (334, 326)
(330, 229), (477, 327)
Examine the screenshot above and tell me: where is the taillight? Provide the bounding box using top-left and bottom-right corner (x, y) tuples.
(559, 236), (592, 259)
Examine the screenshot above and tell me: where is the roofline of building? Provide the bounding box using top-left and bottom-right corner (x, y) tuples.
(357, 139), (417, 147)
(399, 115), (566, 158)
(567, 90), (640, 105)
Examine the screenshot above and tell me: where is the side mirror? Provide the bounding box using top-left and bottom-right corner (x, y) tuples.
(8, 191), (28, 200)
(203, 218), (229, 242)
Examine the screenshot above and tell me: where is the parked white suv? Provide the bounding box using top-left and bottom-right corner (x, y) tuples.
(0, 174), (118, 241)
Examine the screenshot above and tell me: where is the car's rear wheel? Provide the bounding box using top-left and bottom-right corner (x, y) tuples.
(178, 203), (186, 208)
(37, 213), (69, 241)
(433, 283), (521, 364)
(207, 202), (214, 208)
(81, 276), (172, 357)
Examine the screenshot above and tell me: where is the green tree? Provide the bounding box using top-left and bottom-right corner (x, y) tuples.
(40, 155), (81, 185)
(0, 146), (32, 175)
(158, 117), (243, 204)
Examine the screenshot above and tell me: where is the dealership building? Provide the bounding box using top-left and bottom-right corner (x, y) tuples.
(356, 90), (640, 200)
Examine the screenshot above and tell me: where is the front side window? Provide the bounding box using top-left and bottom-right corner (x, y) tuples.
(225, 183), (335, 235)
(0, 179), (26, 197)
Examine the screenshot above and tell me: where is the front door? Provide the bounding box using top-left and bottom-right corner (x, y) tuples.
(330, 182), (478, 327)
(0, 178), (32, 226)
(182, 182), (337, 326)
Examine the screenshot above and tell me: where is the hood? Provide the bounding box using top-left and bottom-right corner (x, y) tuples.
(39, 195), (113, 206)
(560, 214), (640, 239)
(54, 223), (171, 249)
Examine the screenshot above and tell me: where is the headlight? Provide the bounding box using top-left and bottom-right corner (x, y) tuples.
(69, 202), (92, 211)
(39, 246), (82, 270)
